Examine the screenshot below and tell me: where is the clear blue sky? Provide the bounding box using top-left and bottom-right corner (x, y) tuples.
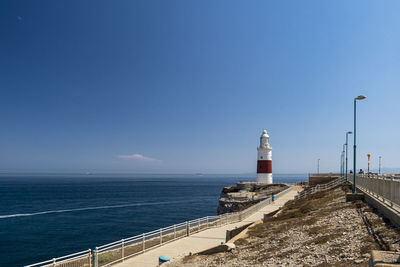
(1, 1), (399, 174)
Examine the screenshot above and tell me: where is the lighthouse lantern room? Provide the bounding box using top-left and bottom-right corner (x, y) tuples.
(257, 129), (273, 184)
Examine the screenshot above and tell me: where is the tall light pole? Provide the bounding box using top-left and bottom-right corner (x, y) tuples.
(367, 153), (371, 174)
(345, 131), (352, 182)
(317, 158), (320, 174)
(353, 95), (366, 193)
(379, 156), (382, 174)
(342, 144), (346, 177)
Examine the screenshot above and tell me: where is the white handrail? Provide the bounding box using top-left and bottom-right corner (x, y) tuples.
(24, 249), (91, 267)
(295, 177), (345, 200)
(350, 174), (400, 208)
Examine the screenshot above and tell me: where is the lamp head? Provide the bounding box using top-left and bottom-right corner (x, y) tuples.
(347, 131), (353, 134)
(355, 95), (366, 100)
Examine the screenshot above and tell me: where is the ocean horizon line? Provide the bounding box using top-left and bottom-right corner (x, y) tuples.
(0, 171), (310, 177)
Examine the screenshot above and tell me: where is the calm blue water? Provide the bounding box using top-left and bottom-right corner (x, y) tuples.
(0, 174), (306, 266)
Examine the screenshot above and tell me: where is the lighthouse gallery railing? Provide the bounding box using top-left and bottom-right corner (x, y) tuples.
(25, 185), (292, 267)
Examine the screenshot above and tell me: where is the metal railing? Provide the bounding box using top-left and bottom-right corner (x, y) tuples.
(351, 174), (400, 209)
(25, 249), (92, 267)
(295, 177), (345, 200)
(25, 185), (292, 267)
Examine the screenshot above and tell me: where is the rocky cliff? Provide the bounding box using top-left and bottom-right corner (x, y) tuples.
(217, 182), (287, 214)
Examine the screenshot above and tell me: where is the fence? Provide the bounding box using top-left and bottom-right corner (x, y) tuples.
(25, 250), (92, 267)
(352, 174), (400, 209)
(294, 177), (345, 200)
(25, 185), (291, 267)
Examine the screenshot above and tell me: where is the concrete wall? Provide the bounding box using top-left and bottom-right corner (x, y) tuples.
(309, 173), (341, 187)
(357, 187), (400, 228)
(225, 222), (253, 242)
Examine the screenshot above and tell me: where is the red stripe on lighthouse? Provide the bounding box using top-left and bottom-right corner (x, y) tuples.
(257, 160), (272, 173)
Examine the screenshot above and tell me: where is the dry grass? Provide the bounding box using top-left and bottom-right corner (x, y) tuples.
(248, 185), (343, 240)
(171, 184), (400, 267)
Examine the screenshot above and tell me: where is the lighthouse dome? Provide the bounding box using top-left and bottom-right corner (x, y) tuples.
(259, 129), (271, 149)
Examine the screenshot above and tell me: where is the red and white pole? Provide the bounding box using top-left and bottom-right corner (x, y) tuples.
(257, 130), (273, 184)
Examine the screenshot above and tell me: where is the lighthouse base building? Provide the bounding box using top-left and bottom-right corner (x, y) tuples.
(257, 129), (273, 184)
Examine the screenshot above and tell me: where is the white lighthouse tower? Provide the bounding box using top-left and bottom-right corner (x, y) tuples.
(257, 129), (273, 184)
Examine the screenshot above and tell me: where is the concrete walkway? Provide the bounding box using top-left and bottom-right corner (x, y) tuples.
(114, 186), (300, 267)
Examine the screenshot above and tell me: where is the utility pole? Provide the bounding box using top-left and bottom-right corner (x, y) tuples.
(317, 159), (320, 174)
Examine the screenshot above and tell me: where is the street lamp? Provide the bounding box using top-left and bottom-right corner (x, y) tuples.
(317, 158), (320, 174)
(340, 146), (345, 177)
(342, 144), (346, 177)
(353, 95), (366, 193)
(379, 156), (382, 174)
(340, 152), (343, 177)
(367, 153), (371, 174)
(345, 131), (352, 182)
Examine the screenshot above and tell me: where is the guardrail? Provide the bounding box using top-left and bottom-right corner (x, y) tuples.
(25, 249), (92, 267)
(25, 185), (292, 267)
(295, 177), (345, 200)
(351, 174), (400, 209)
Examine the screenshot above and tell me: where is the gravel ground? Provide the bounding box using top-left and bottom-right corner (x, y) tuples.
(169, 185), (400, 267)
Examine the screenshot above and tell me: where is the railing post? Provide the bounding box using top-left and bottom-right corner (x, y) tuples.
(121, 239), (124, 261)
(206, 216), (209, 228)
(174, 224), (176, 239)
(142, 233), (145, 252)
(88, 249), (92, 267)
(160, 228), (163, 244)
(52, 258), (56, 267)
(198, 218), (200, 231)
(186, 221), (190, 236)
(94, 248), (98, 267)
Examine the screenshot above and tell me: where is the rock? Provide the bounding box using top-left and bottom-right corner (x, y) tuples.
(354, 259), (363, 264)
(217, 183), (288, 214)
(362, 253), (370, 258)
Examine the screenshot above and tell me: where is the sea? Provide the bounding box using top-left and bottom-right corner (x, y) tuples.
(0, 173), (307, 267)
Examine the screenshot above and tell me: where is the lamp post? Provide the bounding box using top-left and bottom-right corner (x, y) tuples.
(340, 152), (343, 177)
(379, 156), (381, 174)
(353, 95), (366, 194)
(317, 158), (320, 174)
(345, 131), (352, 182)
(342, 144), (346, 177)
(367, 153), (371, 174)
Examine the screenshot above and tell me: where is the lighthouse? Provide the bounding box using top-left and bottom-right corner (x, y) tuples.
(257, 129), (273, 184)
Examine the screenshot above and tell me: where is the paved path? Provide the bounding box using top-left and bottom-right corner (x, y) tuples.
(114, 186), (300, 267)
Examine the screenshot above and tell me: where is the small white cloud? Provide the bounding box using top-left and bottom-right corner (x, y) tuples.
(118, 153), (161, 162)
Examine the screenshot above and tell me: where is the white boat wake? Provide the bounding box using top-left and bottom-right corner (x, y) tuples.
(0, 200), (193, 219)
